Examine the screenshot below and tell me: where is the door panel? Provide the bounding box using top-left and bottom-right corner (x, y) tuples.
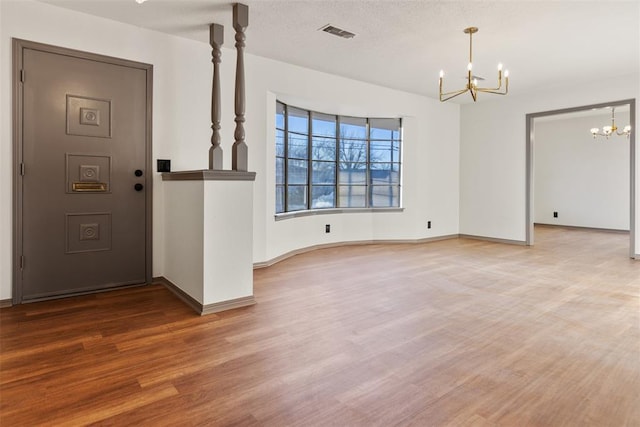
(20, 46), (150, 301)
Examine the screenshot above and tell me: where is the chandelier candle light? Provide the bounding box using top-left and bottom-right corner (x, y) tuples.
(590, 107), (632, 139)
(439, 27), (508, 102)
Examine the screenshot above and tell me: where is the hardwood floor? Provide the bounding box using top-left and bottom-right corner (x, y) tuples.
(1, 226), (638, 426)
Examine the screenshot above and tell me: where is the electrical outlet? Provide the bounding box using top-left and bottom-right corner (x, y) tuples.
(325, 224), (330, 233)
(553, 211), (558, 218)
(427, 221), (431, 229)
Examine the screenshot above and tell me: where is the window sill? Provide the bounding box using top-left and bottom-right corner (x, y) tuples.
(275, 207), (404, 221)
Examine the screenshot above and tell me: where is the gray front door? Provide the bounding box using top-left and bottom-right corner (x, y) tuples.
(15, 40), (152, 302)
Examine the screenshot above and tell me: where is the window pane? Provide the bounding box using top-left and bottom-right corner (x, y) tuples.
(276, 103), (402, 213)
(287, 107), (308, 134)
(312, 161), (336, 185)
(287, 186), (307, 211)
(287, 159), (308, 185)
(275, 185), (285, 213)
(288, 133), (308, 159)
(370, 140), (401, 163)
(370, 185), (399, 207)
(339, 139), (367, 164)
(312, 112), (336, 138)
(340, 117), (366, 140)
(338, 185), (366, 208)
(312, 136), (336, 160)
(370, 118), (400, 140)
(276, 102), (285, 129)
(276, 157), (285, 185)
(276, 129), (285, 157)
(311, 186), (335, 209)
(338, 162), (366, 185)
(370, 163), (400, 185)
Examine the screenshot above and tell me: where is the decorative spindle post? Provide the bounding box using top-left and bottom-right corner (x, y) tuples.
(209, 23), (224, 170)
(232, 3), (249, 171)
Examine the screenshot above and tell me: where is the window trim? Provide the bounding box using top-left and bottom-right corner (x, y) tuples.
(275, 207), (404, 221)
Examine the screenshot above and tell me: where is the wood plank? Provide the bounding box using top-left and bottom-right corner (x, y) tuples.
(0, 225), (638, 425)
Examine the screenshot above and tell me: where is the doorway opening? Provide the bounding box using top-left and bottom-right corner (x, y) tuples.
(526, 99), (636, 258)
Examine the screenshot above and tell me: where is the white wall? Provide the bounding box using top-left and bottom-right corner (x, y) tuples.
(534, 112), (630, 230)
(1, 0), (212, 300)
(253, 65), (460, 263)
(163, 179), (254, 306)
(163, 181), (204, 303)
(0, 0), (461, 300)
(460, 74), (639, 255)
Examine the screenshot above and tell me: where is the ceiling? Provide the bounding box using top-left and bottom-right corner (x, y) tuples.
(37, 0), (640, 103)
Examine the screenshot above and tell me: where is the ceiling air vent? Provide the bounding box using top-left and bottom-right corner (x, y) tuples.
(320, 24), (356, 39)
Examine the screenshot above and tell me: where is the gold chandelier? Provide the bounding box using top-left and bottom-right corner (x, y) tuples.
(590, 107), (631, 139)
(439, 27), (509, 102)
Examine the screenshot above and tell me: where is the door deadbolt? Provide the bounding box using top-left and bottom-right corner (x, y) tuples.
(134, 183), (144, 191)
(134, 169), (143, 177)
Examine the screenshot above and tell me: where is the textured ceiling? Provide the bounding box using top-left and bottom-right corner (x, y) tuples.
(37, 0), (640, 103)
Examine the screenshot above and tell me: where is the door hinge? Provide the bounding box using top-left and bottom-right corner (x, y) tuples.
(20, 163), (25, 176)
(20, 256), (24, 270)
(20, 69), (25, 83)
